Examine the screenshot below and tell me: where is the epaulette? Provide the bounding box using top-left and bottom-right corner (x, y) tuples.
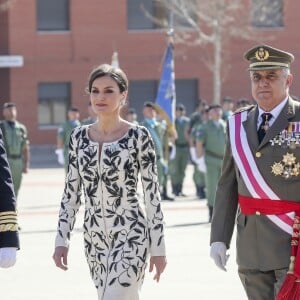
(232, 104), (256, 115)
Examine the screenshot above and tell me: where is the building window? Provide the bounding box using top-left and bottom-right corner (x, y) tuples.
(37, 0), (69, 31)
(127, 0), (196, 30)
(127, 0), (166, 30)
(38, 82), (71, 127)
(251, 0), (283, 28)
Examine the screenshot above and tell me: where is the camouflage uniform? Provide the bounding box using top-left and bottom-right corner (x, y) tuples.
(0, 121), (29, 197)
(57, 120), (81, 172)
(170, 115), (190, 195)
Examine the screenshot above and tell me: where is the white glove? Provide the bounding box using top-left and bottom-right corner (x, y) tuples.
(169, 144), (176, 160)
(55, 149), (65, 165)
(210, 242), (229, 271)
(196, 156), (207, 173)
(0, 247), (17, 268)
(189, 147), (197, 163)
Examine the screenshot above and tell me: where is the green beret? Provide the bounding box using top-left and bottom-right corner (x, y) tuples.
(244, 45), (294, 71)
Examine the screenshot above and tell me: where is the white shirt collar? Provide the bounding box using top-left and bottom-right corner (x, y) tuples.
(257, 96), (288, 129)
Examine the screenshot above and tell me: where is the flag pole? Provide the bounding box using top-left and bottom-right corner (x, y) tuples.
(111, 51), (119, 68)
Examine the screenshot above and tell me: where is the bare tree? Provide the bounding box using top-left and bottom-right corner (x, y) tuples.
(150, 0), (265, 104)
(0, 0), (15, 11)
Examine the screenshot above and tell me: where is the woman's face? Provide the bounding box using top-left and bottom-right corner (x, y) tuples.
(89, 75), (127, 116)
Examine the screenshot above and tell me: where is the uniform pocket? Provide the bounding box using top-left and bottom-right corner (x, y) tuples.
(236, 213), (247, 227)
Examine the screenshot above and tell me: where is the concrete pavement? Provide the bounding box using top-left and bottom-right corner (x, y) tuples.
(0, 165), (247, 299)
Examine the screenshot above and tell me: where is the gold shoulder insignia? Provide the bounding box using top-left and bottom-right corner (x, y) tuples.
(232, 104), (255, 115)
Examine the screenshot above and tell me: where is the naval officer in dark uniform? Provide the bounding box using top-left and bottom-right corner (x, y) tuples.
(0, 127), (19, 268)
(210, 45), (300, 299)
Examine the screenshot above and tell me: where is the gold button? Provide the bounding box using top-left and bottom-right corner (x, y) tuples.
(256, 152), (261, 158)
(256, 211), (261, 215)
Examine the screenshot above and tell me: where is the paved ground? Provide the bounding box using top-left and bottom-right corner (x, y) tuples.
(0, 164), (247, 300)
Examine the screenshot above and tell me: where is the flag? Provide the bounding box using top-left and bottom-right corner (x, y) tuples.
(111, 51), (119, 68)
(155, 43), (176, 124)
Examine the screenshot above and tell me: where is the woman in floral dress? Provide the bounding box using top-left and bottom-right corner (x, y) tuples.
(53, 64), (167, 300)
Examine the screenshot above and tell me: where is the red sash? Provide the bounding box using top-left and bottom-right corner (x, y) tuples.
(239, 195), (300, 215)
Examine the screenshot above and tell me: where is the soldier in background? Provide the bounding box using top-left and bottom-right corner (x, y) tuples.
(81, 101), (97, 125)
(221, 96), (234, 121)
(196, 104), (226, 221)
(125, 107), (139, 125)
(236, 98), (252, 109)
(56, 107), (81, 172)
(170, 104), (190, 196)
(189, 100), (208, 199)
(1, 102), (29, 198)
(141, 102), (174, 201)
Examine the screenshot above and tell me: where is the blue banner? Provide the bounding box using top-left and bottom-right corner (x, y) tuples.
(155, 43), (176, 123)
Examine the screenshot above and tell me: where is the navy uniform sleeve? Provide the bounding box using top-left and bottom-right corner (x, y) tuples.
(0, 129), (19, 249)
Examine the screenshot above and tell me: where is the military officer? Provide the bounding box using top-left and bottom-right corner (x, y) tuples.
(169, 104), (190, 196)
(0, 127), (20, 267)
(56, 107), (81, 172)
(210, 45), (300, 299)
(1, 102), (29, 198)
(195, 104), (226, 220)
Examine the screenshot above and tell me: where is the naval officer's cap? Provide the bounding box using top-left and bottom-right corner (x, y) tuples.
(244, 45), (294, 71)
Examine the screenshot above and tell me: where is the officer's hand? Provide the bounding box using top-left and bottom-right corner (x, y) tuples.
(0, 247), (17, 268)
(197, 156), (207, 173)
(53, 246), (68, 271)
(210, 242), (229, 271)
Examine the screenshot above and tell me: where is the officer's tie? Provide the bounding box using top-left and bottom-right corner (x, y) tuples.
(257, 113), (273, 143)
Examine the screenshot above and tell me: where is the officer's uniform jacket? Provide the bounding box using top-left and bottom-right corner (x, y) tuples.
(211, 97), (300, 271)
(0, 129), (19, 249)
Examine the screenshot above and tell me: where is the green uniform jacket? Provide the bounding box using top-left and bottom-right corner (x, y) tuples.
(211, 97), (300, 271)
(1, 121), (28, 196)
(197, 119), (226, 165)
(58, 120), (81, 163)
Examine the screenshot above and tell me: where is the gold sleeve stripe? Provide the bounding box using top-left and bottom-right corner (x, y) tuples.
(0, 224), (18, 232)
(0, 218), (17, 225)
(0, 216), (17, 221)
(0, 211), (17, 217)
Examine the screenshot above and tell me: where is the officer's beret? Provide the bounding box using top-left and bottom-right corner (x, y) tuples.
(3, 102), (16, 109)
(244, 45), (294, 71)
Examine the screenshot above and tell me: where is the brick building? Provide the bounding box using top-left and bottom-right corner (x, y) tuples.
(0, 0), (299, 144)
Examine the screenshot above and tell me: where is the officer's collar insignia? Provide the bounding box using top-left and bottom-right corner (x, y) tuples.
(287, 105), (293, 116)
(255, 47), (269, 61)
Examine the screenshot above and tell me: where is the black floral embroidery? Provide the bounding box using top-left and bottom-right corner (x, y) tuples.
(55, 125), (165, 298)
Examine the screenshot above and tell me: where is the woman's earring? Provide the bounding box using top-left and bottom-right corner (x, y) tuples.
(121, 98), (126, 106)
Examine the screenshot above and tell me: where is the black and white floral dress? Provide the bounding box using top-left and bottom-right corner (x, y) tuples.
(55, 125), (166, 300)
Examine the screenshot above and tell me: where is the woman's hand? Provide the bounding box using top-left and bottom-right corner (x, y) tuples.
(149, 255), (167, 282)
(53, 246), (69, 271)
